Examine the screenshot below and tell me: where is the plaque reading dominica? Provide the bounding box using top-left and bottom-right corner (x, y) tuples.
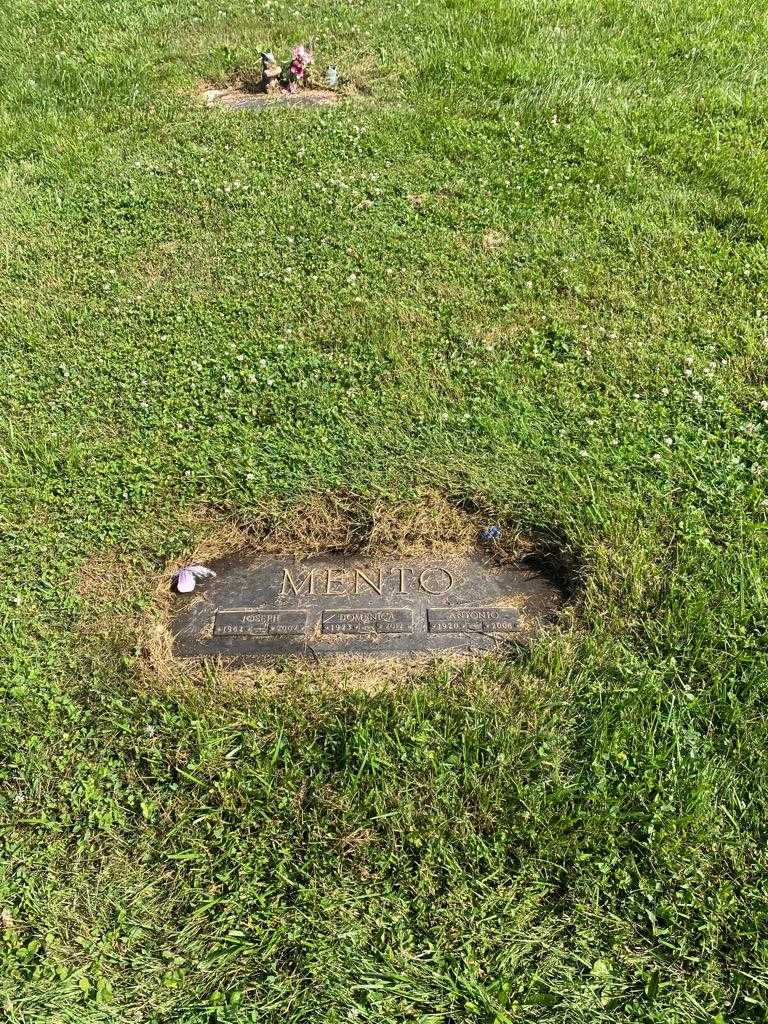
(322, 608), (413, 635)
(171, 549), (561, 662)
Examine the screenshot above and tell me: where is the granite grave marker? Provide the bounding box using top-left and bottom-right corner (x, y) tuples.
(171, 549), (562, 662)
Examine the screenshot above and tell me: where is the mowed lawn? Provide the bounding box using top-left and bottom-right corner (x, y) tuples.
(2, 0), (768, 1020)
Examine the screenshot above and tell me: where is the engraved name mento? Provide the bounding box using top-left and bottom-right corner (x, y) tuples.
(280, 565), (454, 596)
(171, 551), (562, 662)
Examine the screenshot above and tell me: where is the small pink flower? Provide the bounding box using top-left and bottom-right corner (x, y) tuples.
(292, 44), (313, 67)
(174, 564), (217, 594)
(176, 568), (196, 593)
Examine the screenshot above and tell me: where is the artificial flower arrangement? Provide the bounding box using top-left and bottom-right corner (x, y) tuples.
(260, 45), (314, 94)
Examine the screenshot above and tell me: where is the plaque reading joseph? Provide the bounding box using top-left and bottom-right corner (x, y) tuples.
(171, 550), (561, 661)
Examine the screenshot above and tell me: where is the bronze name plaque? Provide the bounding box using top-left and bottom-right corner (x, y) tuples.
(322, 608), (414, 635)
(214, 609), (308, 637)
(171, 550), (561, 662)
(427, 607), (521, 633)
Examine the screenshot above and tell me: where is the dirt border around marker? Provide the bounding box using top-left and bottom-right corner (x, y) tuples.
(73, 493), (580, 693)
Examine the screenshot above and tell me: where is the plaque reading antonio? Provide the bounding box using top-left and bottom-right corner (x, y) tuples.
(171, 550), (561, 662)
(427, 607), (521, 633)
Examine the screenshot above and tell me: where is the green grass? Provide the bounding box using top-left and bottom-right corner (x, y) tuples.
(2, 0), (768, 1019)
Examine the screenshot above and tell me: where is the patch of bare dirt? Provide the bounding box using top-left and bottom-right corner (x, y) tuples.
(482, 229), (509, 251)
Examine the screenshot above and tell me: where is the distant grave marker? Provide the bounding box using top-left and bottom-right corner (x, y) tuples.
(171, 549), (562, 662)
(203, 87), (340, 111)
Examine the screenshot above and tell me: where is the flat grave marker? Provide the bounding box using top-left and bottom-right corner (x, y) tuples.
(171, 549), (562, 662)
(203, 88), (340, 111)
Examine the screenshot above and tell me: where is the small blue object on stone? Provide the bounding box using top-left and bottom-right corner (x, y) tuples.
(480, 525), (502, 542)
